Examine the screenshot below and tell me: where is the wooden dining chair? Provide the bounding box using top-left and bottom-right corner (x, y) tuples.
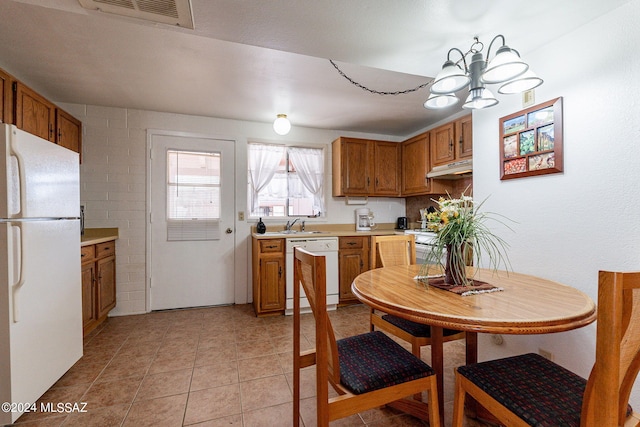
(369, 235), (465, 358)
(292, 246), (441, 427)
(452, 270), (640, 427)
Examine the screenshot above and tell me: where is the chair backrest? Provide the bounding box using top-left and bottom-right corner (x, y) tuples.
(293, 246), (341, 386)
(371, 234), (416, 268)
(581, 271), (640, 426)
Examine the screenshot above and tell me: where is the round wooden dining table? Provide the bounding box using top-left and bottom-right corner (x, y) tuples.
(351, 264), (597, 421)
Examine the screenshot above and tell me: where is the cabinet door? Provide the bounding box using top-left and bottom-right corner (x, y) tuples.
(0, 69), (12, 124)
(14, 82), (56, 142)
(56, 108), (82, 156)
(81, 261), (96, 331)
(372, 141), (400, 196)
(401, 134), (430, 196)
(430, 122), (455, 167)
(97, 255), (116, 318)
(339, 138), (371, 195)
(259, 256), (285, 311)
(338, 237), (370, 303)
(457, 115), (473, 159)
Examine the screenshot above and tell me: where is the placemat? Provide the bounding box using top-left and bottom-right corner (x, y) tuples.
(414, 275), (503, 296)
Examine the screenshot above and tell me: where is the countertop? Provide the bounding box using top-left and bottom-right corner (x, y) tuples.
(81, 228), (119, 246)
(252, 223), (403, 239)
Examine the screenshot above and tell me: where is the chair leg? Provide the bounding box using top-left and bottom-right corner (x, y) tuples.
(411, 341), (423, 401)
(370, 308), (375, 332)
(452, 370), (466, 427)
(427, 375), (443, 427)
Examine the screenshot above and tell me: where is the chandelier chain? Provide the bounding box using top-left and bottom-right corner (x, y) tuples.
(329, 60), (432, 96)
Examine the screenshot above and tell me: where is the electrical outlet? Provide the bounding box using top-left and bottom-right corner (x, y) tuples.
(538, 348), (553, 361)
(238, 211), (245, 221)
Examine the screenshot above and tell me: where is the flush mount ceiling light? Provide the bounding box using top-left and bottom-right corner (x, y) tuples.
(425, 35), (543, 110)
(273, 114), (291, 135)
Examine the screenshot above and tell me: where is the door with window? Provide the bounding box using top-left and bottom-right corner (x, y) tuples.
(149, 132), (235, 310)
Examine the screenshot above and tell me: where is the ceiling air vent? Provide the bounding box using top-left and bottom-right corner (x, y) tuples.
(78, 0), (194, 29)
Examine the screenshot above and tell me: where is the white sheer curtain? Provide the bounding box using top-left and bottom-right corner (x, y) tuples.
(289, 147), (324, 215)
(248, 144), (284, 212)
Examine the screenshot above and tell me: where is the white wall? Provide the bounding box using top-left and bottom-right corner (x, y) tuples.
(472, 0), (640, 406)
(60, 104), (406, 316)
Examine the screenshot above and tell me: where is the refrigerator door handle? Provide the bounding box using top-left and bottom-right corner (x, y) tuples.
(11, 221), (25, 323)
(9, 143), (26, 218)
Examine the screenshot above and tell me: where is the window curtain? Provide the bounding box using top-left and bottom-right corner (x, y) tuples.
(289, 147), (324, 215)
(248, 144), (284, 212)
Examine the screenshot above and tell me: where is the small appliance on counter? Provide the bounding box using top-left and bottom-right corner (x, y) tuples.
(355, 208), (375, 231)
(396, 216), (408, 230)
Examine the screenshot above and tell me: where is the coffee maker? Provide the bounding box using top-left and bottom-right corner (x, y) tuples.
(355, 208), (375, 231)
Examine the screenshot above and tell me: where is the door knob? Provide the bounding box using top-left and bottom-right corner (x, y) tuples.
(225, 228), (233, 234)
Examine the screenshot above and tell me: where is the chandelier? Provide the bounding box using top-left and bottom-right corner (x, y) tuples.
(424, 35), (543, 110)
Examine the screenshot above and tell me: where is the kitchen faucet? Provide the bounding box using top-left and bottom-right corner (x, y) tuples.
(285, 218), (299, 231)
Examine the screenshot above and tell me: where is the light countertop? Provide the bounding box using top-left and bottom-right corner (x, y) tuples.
(81, 228), (119, 246)
(252, 223), (403, 239)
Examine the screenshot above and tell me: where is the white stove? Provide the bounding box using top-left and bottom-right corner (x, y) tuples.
(404, 229), (439, 264)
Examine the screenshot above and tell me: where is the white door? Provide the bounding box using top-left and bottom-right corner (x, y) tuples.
(149, 132), (235, 310)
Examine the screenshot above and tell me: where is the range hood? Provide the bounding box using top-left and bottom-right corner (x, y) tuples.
(427, 159), (473, 179)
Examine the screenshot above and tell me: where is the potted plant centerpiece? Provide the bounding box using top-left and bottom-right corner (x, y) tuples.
(421, 191), (512, 288)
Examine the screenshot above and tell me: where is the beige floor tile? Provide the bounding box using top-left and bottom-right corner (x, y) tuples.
(123, 393), (188, 427)
(183, 413), (243, 426)
(190, 361), (239, 391)
(135, 368), (193, 401)
(82, 376), (142, 409)
(194, 345), (238, 367)
(149, 351), (196, 375)
(239, 374), (292, 412)
(62, 403), (129, 427)
(242, 401), (295, 427)
(235, 339), (275, 360)
(237, 354), (283, 382)
(183, 384), (241, 425)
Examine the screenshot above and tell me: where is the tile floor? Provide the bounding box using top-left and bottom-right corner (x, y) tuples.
(11, 304), (491, 427)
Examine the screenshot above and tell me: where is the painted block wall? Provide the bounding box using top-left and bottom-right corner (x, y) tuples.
(59, 103), (406, 317)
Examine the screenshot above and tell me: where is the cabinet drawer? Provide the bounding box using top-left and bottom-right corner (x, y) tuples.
(259, 239), (284, 253)
(96, 241), (116, 258)
(81, 245), (95, 262)
(339, 236), (367, 250)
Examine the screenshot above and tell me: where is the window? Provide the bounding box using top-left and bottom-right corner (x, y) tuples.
(167, 149), (221, 240)
(248, 143), (325, 218)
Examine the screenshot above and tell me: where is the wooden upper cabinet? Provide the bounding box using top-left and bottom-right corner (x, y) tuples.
(14, 82), (56, 142)
(457, 114), (473, 159)
(11, 78), (82, 160)
(332, 137), (400, 197)
(333, 137), (371, 196)
(0, 68), (13, 124)
(430, 122), (456, 167)
(372, 141), (400, 196)
(57, 108), (82, 158)
(430, 115), (473, 169)
(401, 133), (430, 196)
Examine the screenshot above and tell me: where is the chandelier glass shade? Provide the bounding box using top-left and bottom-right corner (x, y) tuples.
(425, 35), (543, 110)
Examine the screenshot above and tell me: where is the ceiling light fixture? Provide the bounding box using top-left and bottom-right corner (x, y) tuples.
(425, 35), (543, 110)
(273, 114), (291, 135)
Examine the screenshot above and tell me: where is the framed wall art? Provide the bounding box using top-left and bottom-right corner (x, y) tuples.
(499, 97), (563, 180)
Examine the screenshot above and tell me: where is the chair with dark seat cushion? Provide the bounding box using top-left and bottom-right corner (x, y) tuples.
(370, 234), (465, 358)
(452, 270), (640, 427)
(293, 246), (441, 427)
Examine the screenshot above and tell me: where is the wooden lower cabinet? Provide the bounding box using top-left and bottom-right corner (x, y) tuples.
(81, 240), (116, 336)
(338, 236), (370, 304)
(252, 237), (286, 316)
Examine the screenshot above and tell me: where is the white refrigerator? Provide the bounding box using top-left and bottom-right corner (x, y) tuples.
(0, 124), (83, 424)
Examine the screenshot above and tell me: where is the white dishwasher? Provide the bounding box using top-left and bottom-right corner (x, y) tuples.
(285, 236), (339, 315)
